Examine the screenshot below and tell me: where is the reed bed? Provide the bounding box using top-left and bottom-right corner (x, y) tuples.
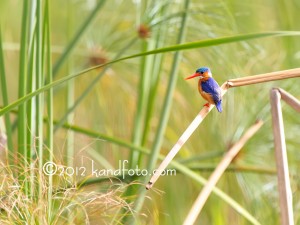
(1, 1), (300, 224)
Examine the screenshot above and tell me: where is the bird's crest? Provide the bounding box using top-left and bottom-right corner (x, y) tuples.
(196, 67), (212, 77)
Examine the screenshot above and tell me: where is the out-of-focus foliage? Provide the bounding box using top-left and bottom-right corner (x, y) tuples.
(0, 0), (299, 224)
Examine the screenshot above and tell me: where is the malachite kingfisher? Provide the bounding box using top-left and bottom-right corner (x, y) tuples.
(185, 67), (222, 112)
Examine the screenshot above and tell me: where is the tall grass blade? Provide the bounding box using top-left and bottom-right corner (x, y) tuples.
(1, 32), (300, 117)
(140, 47), (165, 146)
(0, 28), (14, 159)
(18, 0), (30, 168)
(34, 0), (44, 206)
(117, 31), (300, 61)
(26, 20), (36, 204)
(129, 40), (153, 167)
(132, 0), (191, 220)
(140, 1), (169, 163)
(44, 0), (53, 222)
(65, 1), (75, 169)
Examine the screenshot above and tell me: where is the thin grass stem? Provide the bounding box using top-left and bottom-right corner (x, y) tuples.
(0, 28), (14, 160)
(188, 164), (276, 174)
(52, 0), (107, 76)
(27, 29), (36, 204)
(140, 2), (169, 160)
(44, 0), (53, 222)
(18, 0), (29, 166)
(129, 40), (152, 167)
(35, 0), (44, 207)
(65, 1), (75, 170)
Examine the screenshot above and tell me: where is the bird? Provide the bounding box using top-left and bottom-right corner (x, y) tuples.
(185, 67), (222, 112)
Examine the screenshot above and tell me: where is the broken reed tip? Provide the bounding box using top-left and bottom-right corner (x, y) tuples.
(226, 81), (234, 88)
(146, 181), (153, 190)
(255, 118), (264, 124)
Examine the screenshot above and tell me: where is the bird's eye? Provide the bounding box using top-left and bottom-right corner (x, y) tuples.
(201, 72), (204, 74)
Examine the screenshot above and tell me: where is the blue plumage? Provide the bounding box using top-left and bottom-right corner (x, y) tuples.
(200, 77), (222, 112)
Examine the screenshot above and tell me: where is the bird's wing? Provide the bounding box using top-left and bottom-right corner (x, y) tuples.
(201, 78), (222, 104)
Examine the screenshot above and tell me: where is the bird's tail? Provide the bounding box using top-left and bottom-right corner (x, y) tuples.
(216, 101), (222, 113)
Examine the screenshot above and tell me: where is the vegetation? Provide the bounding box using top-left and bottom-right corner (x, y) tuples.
(0, 0), (299, 224)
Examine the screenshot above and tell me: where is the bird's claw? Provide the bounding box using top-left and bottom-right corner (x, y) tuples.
(204, 103), (210, 107)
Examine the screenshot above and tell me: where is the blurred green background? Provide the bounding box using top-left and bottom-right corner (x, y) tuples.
(0, 0), (299, 224)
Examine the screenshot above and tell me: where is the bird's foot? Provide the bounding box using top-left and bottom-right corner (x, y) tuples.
(203, 102), (210, 108)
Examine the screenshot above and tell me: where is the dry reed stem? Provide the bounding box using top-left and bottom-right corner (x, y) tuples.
(227, 68), (300, 87)
(146, 104), (214, 190)
(270, 88), (296, 225)
(146, 68), (300, 190)
(277, 88), (300, 113)
(183, 120), (263, 225)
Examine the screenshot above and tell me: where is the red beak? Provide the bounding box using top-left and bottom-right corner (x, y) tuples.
(185, 72), (201, 80)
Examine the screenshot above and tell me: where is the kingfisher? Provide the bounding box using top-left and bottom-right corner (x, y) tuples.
(185, 67), (222, 112)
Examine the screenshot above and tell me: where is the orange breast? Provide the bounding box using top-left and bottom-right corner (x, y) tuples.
(198, 79), (215, 104)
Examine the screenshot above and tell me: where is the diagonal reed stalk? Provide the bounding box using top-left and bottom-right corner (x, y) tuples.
(275, 88), (300, 113)
(146, 67), (300, 189)
(183, 120), (264, 225)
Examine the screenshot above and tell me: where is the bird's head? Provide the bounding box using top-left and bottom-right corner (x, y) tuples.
(185, 67), (212, 80)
